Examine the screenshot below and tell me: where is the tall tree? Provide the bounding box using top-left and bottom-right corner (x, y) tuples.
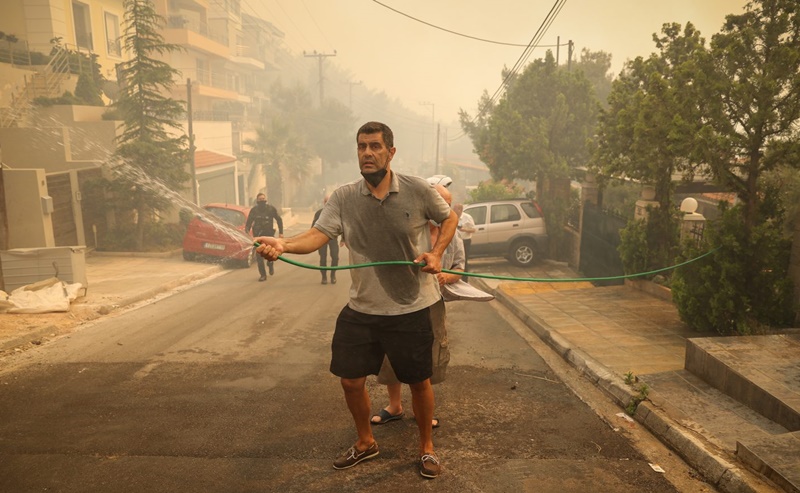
(243, 117), (311, 209)
(670, 0), (800, 334)
(573, 49), (614, 108)
(693, 0), (800, 230)
(460, 51), (599, 257)
(592, 23), (706, 271)
(461, 51), (598, 199)
(261, 80), (354, 195)
(109, 0), (188, 250)
(308, 99), (356, 176)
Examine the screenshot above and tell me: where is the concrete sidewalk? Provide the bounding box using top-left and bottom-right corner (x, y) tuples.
(468, 258), (798, 493)
(0, 212), (306, 351)
(2, 227), (797, 493)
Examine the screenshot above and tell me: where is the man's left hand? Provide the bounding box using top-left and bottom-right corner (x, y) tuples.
(415, 252), (442, 274)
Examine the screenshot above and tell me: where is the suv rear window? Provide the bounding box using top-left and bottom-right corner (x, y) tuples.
(520, 202), (542, 218)
(490, 204), (521, 223)
(206, 207), (245, 227)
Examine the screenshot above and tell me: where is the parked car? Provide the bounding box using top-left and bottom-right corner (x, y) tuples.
(462, 199), (548, 267)
(182, 203), (255, 268)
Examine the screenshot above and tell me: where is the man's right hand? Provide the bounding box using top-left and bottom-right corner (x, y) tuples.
(254, 236), (284, 261)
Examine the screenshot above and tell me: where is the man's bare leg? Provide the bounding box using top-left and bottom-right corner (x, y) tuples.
(341, 377), (375, 450)
(408, 379), (434, 453)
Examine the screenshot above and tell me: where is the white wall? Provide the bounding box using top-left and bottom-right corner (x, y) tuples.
(4, 168), (55, 248)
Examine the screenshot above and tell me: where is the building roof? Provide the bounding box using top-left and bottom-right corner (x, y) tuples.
(195, 150), (236, 169)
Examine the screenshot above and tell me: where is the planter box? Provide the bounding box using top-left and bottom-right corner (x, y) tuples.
(624, 278), (672, 302)
(1, 246), (87, 292)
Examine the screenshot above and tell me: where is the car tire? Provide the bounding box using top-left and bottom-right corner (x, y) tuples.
(183, 251), (196, 262)
(509, 240), (536, 267)
(237, 249), (254, 269)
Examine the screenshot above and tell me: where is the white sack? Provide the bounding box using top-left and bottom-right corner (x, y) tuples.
(6, 281), (83, 314)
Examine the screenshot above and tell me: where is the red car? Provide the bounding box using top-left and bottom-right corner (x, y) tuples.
(182, 203), (255, 268)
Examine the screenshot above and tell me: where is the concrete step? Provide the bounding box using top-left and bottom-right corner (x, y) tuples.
(642, 369), (798, 493)
(737, 431), (800, 493)
(642, 369), (790, 453)
(685, 334), (800, 432)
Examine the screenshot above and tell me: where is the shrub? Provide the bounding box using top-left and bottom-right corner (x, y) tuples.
(74, 71), (104, 106)
(99, 221), (184, 252)
(33, 91), (80, 107)
(671, 205), (795, 335)
(618, 205), (679, 279)
(468, 180), (526, 203)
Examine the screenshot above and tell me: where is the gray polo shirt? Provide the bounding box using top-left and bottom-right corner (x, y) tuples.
(313, 171), (452, 315)
(442, 234), (466, 275)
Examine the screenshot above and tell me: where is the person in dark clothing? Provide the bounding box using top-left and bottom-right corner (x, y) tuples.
(245, 193), (283, 282)
(312, 194), (340, 285)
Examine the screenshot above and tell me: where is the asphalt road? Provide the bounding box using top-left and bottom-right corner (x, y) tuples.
(0, 257), (715, 492)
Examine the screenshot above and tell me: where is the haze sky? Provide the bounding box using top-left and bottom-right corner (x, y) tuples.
(247, 0), (749, 125)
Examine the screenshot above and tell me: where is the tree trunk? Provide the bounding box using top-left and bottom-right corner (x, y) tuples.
(744, 153), (760, 231)
(790, 208), (800, 325)
(134, 196), (146, 251)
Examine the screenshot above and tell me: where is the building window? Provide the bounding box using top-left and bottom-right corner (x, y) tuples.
(196, 59), (207, 84)
(104, 12), (121, 57)
(72, 1), (93, 50)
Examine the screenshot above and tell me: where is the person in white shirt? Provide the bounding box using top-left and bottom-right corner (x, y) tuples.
(453, 203), (476, 277)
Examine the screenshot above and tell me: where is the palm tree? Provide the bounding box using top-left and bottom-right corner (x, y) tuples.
(243, 117), (311, 209)
(3, 33), (18, 65)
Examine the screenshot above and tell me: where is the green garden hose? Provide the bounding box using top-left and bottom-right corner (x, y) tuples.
(254, 242), (717, 283)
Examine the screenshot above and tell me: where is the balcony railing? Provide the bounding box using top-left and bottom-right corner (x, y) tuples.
(167, 15), (229, 46)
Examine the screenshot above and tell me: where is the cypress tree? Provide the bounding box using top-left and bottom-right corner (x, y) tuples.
(109, 0), (189, 250)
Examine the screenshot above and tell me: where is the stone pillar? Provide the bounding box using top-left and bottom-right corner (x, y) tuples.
(789, 209), (800, 325)
(679, 197), (706, 246)
(581, 173), (600, 207)
(634, 185), (658, 221)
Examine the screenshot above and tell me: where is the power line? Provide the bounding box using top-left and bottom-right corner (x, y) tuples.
(450, 0), (568, 141)
(371, 0), (567, 48)
(300, 0), (333, 48)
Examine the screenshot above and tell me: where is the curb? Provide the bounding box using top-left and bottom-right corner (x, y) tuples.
(471, 276), (762, 493)
(88, 249), (183, 258)
(0, 324), (58, 351)
(91, 264), (224, 315)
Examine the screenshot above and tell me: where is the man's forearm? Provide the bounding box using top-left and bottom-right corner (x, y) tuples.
(432, 210), (458, 256)
(281, 228), (330, 254)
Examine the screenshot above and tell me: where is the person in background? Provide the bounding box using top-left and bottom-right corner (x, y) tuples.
(254, 121), (457, 479)
(245, 193), (283, 282)
(453, 203), (475, 279)
(312, 194), (339, 285)
(370, 183), (464, 430)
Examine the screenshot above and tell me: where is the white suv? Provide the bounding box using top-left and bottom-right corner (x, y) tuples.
(462, 199), (548, 267)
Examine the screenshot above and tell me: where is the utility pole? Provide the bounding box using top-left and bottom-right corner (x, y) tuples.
(568, 40), (574, 71)
(435, 123), (440, 175)
(186, 78), (198, 205)
(303, 50), (337, 105)
(304, 50), (336, 193)
(419, 101), (435, 172)
(442, 127), (448, 163)
(557, 36), (560, 65)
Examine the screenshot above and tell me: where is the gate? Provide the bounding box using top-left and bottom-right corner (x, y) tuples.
(46, 173), (78, 246)
(579, 203), (625, 286)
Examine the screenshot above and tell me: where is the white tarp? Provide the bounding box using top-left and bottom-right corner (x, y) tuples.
(0, 277), (83, 314)
(441, 280), (495, 302)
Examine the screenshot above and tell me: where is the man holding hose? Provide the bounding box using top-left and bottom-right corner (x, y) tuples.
(255, 121), (457, 479)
